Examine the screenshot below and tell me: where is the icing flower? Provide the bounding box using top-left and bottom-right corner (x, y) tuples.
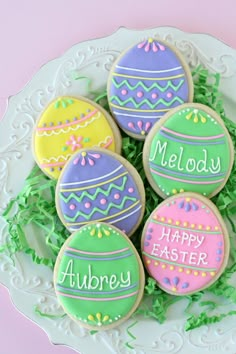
(89, 224), (111, 238)
(73, 152), (101, 166)
(178, 198), (199, 212)
(128, 120), (152, 136)
(185, 109), (207, 123)
(66, 135), (83, 152)
(137, 38), (165, 53)
(54, 97), (74, 109)
(87, 312), (110, 326)
(163, 276), (189, 292)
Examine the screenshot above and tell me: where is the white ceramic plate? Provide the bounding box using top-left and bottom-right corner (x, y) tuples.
(1, 27), (236, 354)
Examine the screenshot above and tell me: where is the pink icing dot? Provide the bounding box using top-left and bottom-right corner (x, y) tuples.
(121, 89), (127, 95)
(152, 93), (158, 99)
(137, 91), (143, 98)
(100, 198), (107, 205)
(69, 204), (76, 210)
(167, 92), (173, 98)
(85, 202), (91, 209)
(128, 187), (134, 193)
(114, 193), (120, 200)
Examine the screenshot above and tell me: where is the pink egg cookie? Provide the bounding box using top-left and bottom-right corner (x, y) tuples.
(141, 193), (229, 295)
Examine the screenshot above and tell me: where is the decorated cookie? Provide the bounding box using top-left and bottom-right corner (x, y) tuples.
(141, 193), (229, 295)
(107, 37), (193, 139)
(54, 223), (145, 330)
(33, 96), (122, 179)
(56, 148), (145, 235)
(143, 103), (234, 198)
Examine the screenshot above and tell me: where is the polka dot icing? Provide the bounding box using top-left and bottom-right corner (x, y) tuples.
(143, 103), (234, 198)
(33, 96), (121, 179)
(54, 223), (145, 330)
(107, 38), (193, 139)
(141, 193), (229, 295)
(56, 148), (145, 236)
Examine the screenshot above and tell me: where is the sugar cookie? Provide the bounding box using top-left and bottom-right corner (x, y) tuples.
(56, 148), (145, 236)
(143, 103), (234, 198)
(141, 193), (229, 295)
(54, 222), (145, 330)
(107, 37), (193, 139)
(33, 96), (121, 179)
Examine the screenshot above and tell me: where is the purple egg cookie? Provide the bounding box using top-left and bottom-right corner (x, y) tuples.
(107, 38), (193, 139)
(56, 148), (145, 236)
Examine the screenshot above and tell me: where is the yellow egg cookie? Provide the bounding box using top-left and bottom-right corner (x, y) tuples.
(33, 96), (122, 179)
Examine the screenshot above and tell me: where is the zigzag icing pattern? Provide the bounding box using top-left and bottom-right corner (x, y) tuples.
(111, 78), (185, 92)
(67, 202), (141, 226)
(41, 154), (72, 163)
(35, 112), (101, 137)
(60, 176), (128, 202)
(94, 136), (112, 147)
(64, 196), (137, 222)
(110, 96), (184, 109)
(68, 205), (142, 230)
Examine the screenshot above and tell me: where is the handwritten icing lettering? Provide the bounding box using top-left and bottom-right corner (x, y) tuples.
(150, 227), (208, 266)
(59, 260), (132, 290)
(152, 140), (221, 174)
(159, 227), (205, 248)
(151, 244), (208, 266)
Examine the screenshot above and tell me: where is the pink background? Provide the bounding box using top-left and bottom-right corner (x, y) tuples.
(0, 0), (236, 353)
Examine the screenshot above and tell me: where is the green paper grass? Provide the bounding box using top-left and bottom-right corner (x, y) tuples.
(2, 66), (236, 331)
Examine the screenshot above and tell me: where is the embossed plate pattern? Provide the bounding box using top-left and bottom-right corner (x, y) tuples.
(0, 27), (236, 354)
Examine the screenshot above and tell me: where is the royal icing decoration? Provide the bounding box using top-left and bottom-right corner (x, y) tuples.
(141, 194), (229, 295)
(55, 223), (144, 329)
(144, 104), (233, 198)
(107, 38), (193, 139)
(56, 148), (145, 235)
(33, 96), (121, 179)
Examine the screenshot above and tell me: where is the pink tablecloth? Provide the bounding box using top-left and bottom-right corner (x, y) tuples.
(1, 0), (236, 353)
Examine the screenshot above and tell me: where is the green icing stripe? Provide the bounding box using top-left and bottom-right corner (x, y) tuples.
(142, 252), (217, 271)
(60, 176), (128, 203)
(109, 96), (184, 109)
(111, 78), (185, 92)
(63, 196), (137, 222)
(150, 219), (221, 234)
(150, 162), (226, 180)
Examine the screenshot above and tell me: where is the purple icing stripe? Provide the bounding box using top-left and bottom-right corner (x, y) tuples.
(56, 290), (139, 301)
(66, 247), (130, 256)
(115, 64), (183, 74)
(56, 282), (138, 295)
(64, 251), (133, 261)
(161, 127), (225, 140)
(149, 162), (226, 178)
(113, 111), (161, 119)
(60, 164), (125, 188)
(159, 130), (225, 145)
(150, 169), (224, 185)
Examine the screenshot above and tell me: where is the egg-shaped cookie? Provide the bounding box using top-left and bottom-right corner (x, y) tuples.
(33, 96), (121, 179)
(56, 148), (145, 236)
(143, 103), (234, 198)
(54, 222), (145, 330)
(141, 193), (229, 295)
(107, 38), (193, 139)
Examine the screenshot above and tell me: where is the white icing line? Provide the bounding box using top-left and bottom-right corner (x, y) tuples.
(60, 165), (123, 187)
(115, 65), (183, 74)
(109, 204), (142, 224)
(113, 111), (162, 119)
(35, 113), (101, 137)
(68, 204), (142, 232)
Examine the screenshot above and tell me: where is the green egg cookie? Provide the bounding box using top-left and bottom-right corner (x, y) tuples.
(143, 103), (234, 198)
(54, 223), (145, 330)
